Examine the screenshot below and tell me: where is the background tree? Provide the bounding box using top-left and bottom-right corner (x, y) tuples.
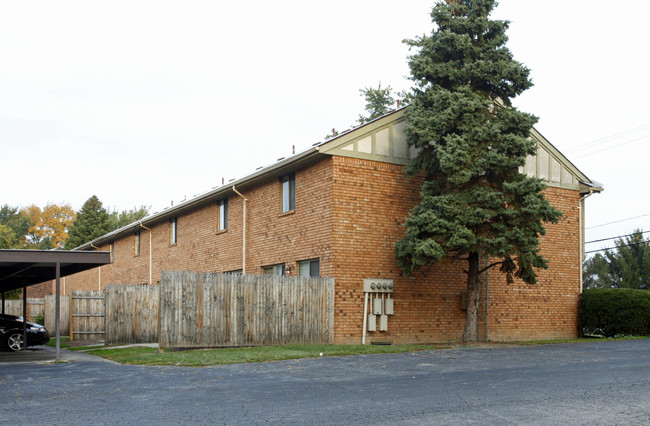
(0, 206), (29, 298)
(65, 195), (113, 249)
(395, 0), (562, 342)
(584, 230), (650, 290)
(109, 205), (150, 229)
(0, 224), (14, 249)
(357, 82), (396, 125)
(23, 203), (75, 249)
(0, 205), (31, 248)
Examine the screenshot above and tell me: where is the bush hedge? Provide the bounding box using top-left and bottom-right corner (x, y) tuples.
(579, 289), (650, 336)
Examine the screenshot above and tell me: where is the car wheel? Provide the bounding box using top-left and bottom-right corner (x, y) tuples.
(7, 333), (24, 351)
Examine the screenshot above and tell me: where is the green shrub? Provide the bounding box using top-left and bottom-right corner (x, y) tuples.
(33, 310), (45, 325)
(580, 289), (650, 336)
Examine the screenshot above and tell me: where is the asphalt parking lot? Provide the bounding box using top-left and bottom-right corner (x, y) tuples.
(1, 339), (649, 425)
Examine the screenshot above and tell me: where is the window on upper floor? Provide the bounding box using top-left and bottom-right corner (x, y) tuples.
(109, 241), (115, 263)
(280, 173), (295, 213)
(170, 217), (177, 245)
(262, 263), (286, 276)
(134, 231), (141, 256)
(298, 259), (320, 277)
(218, 199), (228, 231)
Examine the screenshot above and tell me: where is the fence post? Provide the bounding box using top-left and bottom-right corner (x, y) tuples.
(69, 295), (73, 340)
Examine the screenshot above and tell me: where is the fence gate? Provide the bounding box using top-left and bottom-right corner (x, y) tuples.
(70, 290), (105, 341)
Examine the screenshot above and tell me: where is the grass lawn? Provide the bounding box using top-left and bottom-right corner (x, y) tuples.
(45, 336), (70, 349)
(81, 343), (440, 366)
(61, 335), (649, 367)
(45, 337), (104, 351)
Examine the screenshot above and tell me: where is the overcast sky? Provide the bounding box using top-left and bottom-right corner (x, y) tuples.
(2, 0), (649, 255)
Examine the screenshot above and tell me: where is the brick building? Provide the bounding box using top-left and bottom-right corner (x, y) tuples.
(58, 108), (601, 343)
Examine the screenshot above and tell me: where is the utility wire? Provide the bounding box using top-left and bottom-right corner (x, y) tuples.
(566, 122), (650, 154)
(585, 230), (650, 245)
(573, 134), (650, 159)
(586, 212), (650, 229)
(585, 240), (648, 255)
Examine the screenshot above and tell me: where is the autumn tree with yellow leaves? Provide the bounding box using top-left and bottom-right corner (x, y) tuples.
(23, 203), (76, 249)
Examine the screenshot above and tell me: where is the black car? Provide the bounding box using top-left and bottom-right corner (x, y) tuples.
(0, 314), (50, 351)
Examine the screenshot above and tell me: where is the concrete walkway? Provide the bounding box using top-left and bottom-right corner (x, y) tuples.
(0, 344), (109, 364)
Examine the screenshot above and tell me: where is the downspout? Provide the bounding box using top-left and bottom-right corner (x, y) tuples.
(361, 292), (369, 344)
(90, 243), (101, 290)
(579, 190), (595, 293)
(232, 186), (248, 275)
(140, 223), (153, 284)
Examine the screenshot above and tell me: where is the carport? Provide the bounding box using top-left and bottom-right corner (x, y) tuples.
(0, 249), (110, 361)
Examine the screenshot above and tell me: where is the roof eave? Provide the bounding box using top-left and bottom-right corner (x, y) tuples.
(74, 147), (323, 250)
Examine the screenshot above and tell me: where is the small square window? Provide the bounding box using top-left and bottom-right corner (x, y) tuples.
(170, 217), (177, 245)
(280, 173), (295, 213)
(298, 259), (320, 277)
(218, 199), (228, 231)
(262, 264), (286, 276)
(134, 231), (141, 255)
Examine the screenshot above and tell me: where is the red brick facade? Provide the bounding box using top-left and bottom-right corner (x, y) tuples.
(59, 152), (583, 343)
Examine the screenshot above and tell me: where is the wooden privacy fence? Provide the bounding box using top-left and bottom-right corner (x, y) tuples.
(159, 271), (335, 348)
(105, 284), (159, 345)
(70, 290), (105, 341)
(44, 294), (70, 335)
(2, 298), (45, 320)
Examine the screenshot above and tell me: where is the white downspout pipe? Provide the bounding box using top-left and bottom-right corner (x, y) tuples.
(579, 190), (594, 293)
(232, 186), (248, 275)
(90, 243), (101, 290)
(140, 223), (153, 284)
(362, 292), (369, 344)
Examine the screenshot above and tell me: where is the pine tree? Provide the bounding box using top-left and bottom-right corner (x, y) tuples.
(65, 195), (113, 250)
(584, 230), (650, 290)
(109, 205), (150, 229)
(395, 0), (562, 342)
(357, 83), (396, 125)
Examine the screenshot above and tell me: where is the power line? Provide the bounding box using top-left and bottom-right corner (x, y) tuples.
(585, 230), (650, 245)
(573, 134), (650, 159)
(585, 240), (648, 255)
(565, 122), (650, 154)
(586, 212), (650, 229)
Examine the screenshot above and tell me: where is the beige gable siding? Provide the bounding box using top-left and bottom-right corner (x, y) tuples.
(319, 109), (592, 192)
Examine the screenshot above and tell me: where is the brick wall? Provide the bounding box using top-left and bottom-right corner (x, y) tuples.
(62, 154), (582, 344)
(329, 156), (581, 344)
(63, 157), (334, 290)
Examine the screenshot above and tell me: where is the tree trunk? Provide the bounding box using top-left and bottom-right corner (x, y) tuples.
(461, 251), (480, 343)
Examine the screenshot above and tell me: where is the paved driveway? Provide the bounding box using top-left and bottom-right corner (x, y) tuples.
(1, 340), (649, 425)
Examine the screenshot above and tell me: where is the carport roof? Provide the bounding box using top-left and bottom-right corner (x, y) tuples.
(0, 249), (111, 293)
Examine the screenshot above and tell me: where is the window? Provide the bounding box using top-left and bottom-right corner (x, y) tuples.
(225, 269), (242, 274)
(262, 264), (286, 276)
(134, 231), (141, 255)
(109, 241), (114, 263)
(170, 217), (177, 245)
(298, 259), (320, 277)
(280, 173), (295, 213)
(218, 199), (228, 231)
